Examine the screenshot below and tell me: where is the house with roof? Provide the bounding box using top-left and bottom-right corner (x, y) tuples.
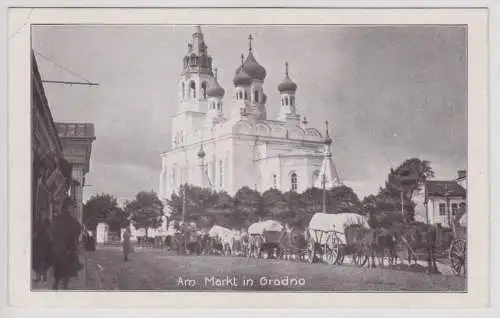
(418, 170), (467, 227)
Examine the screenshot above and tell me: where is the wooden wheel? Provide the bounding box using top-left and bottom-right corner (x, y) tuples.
(449, 238), (466, 276)
(352, 250), (368, 266)
(325, 236), (341, 265)
(307, 239), (316, 264)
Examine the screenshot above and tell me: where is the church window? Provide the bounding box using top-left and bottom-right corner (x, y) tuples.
(190, 81), (196, 98)
(217, 102), (222, 111)
(219, 159), (224, 188)
(244, 91), (248, 100)
(451, 203), (458, 215)
(291, 173), (298, 191)
(238, 91), (242, 100)
(201, 81), (207, 99)
(290, 96), (295, 106)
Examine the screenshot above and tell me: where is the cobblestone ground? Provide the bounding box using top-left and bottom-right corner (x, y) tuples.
(32, 245), (466, 292)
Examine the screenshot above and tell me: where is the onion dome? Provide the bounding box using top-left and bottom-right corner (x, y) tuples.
(233, 54), (252, 87)
(278, 62), (297, 92)
(234, 34), (267, 81)
(207, 68), (225, 98)
(323, 120), (332, 145)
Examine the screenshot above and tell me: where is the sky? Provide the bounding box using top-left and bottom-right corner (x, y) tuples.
(32, 25), (467, 205)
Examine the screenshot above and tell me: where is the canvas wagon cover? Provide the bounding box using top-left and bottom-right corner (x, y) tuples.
(308, 213), (369, 245)
(248, 220), (284, 235)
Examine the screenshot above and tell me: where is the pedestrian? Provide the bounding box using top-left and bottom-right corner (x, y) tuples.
(32, 218), (54, 282)
(122, 227), (132, 261)
(50, 198), (83, 290)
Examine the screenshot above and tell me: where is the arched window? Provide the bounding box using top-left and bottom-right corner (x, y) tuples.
(254, 91), (259, 103)
(290, 96), (294, 106)
(291, 173), (298, 191)
(244, 91), (248, 100)
(190, 81), (196, 98)
(181, 82), (185, 98)
(219, 159), (224, 188)
(217, 102), (222, 111)
(201, 81), (207, 99)
(285, 96), (289, 106)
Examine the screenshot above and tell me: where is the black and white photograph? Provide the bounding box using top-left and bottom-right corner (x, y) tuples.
(29, 22), (471, 293)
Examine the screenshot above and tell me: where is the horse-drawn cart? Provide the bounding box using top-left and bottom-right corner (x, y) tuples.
(248, 220), (284, 259)
(307, 212), (370, 265)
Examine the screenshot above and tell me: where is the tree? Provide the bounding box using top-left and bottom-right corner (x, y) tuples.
(363, 158), (435, 226)
(83, 193), (119, 232)
(207, 191), (235, 228)
(106, 207), (129, 233)
(233, 186), (262, 227)
(261, 188), (289, 220)
(127, 191), (164, 237)
(326, 185), (363, 214)
(283, 190), (306, 229)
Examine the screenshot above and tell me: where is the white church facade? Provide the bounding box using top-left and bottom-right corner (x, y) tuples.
(159, 26), (341, 201)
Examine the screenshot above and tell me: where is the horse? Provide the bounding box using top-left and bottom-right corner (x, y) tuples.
(344, 225), (397, 268)
(393, 222), (454, 274)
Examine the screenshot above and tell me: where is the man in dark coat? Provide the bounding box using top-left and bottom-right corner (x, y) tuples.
(50, 198), (83, 290)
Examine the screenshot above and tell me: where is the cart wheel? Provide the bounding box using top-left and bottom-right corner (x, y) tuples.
(449, 239), (466, 276)
(352, 250), (368, 266)
(308, 240), (316, 264)
(335, 247), (345, 265)
(325, 237), (341, 265)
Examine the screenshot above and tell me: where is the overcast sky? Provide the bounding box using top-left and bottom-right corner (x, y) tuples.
(32, 25), (467, 204)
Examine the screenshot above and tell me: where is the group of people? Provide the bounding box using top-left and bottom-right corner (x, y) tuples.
(32, 197), (85, 290)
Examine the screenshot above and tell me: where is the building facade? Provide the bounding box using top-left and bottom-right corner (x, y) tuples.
(32, 52), (73, 228)
(159, 26), (341, 201)
(421, 170), (467, 227)
(55, 122), (96, 224)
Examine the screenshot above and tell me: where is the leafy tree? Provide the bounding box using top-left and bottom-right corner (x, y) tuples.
(106, 206), (129, 233)
(207, 191), (235, 228)
(326, 185), (363, 214)
(283, 190), (306, 229)
(126, 191), (164, 237)
(83, 193), (119, 232)
(262, 188), (289, 220)
(363, 158), (434, 225)
(233, 186), (262, 227)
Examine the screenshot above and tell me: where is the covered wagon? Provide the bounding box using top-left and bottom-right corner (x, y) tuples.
(307, 212), (369, 265)
(247, 220), (284, 259)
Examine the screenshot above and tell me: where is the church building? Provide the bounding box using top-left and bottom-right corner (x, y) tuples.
(159, 26), (341, 201)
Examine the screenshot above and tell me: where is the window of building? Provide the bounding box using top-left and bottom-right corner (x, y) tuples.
(439, 203), (446, 216)
(254, 91), (259, 103)
(451, 203), (458, 215)
(201, 81), (207, 99)
(291, 173), (298, 191)
(244, 91), (248, 100)
(290, 96), (295, 106)
(219, 159), (224, 188)
(272, 174), (277, 189)
(190, 81), (196, 98)
(238, 91), (243, 100)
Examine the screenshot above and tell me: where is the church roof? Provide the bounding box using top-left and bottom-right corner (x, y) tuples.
(234, 35), (267, 81)
(278, 62), (297, 92)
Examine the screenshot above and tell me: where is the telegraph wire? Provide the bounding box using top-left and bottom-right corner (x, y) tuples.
(33, 49), (99, 86)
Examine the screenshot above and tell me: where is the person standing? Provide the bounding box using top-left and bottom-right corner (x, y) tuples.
(32, 219), (54, 282)
(50, 198), (83, 290)
(122, 227), (132, 261)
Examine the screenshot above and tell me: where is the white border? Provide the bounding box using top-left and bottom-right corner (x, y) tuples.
(2, 2), (495, 315)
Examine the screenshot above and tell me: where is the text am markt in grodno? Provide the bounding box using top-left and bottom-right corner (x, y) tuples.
(176, 276), (307, 288)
